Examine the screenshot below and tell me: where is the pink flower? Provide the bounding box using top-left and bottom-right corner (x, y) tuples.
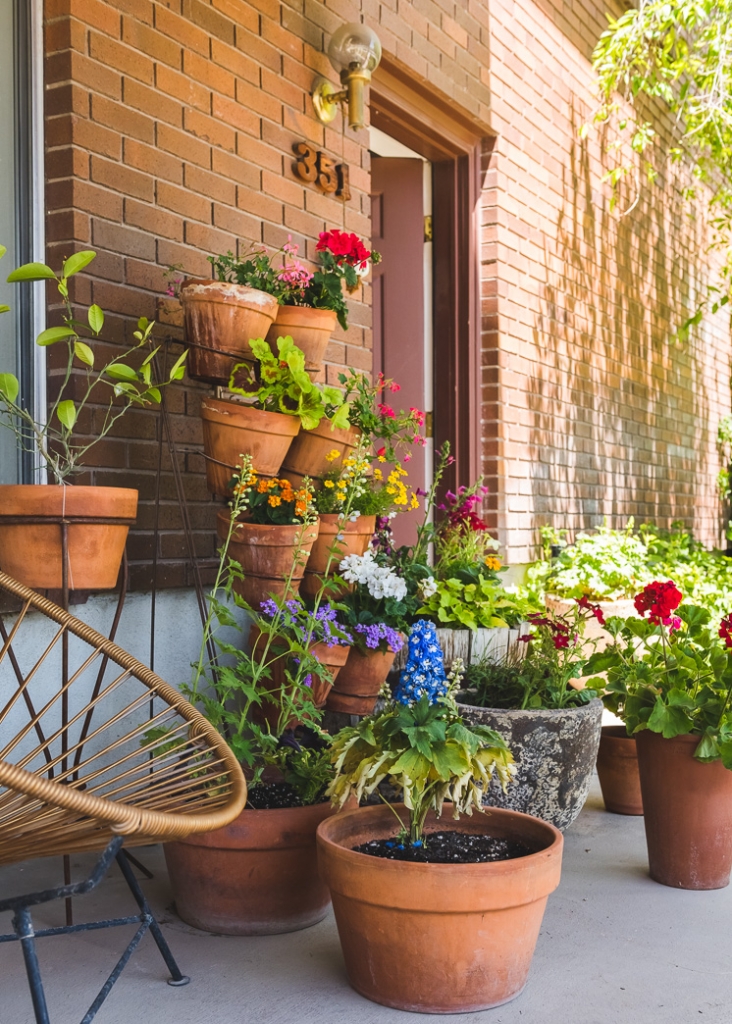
(378, 404), (396, 418)
(390, 382), (401, 392)
(404, 452), (412, 462)
(720, 614), (732, 648)
(409, 407), (426, 426)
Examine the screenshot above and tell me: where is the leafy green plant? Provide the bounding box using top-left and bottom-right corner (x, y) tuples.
(328, 693), (514, 843)
(210, 247), (283, 296)
(229, 336), (349, 431)
(463, 601), (604, 710)
(417, 575), (526, 630)
(0, 248), (186, 482)
(337, 368), (425, 460)
(585, 589), (732, 768)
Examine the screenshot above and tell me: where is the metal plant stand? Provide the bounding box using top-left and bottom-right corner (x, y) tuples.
(0, 837), (189, 1024)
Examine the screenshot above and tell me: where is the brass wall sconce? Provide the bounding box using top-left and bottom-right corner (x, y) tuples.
(312, 23), (382, 131)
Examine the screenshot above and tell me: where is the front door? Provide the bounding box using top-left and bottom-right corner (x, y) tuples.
(371, 154), (430, 547)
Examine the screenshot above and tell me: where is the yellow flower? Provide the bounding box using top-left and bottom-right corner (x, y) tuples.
(324, 479), (335, 489)
(343, 457), (355, 468)
(485, 555), (501, 571)
(268, 495), (282, 507)
(377, 455), (386, 463)
(325, 449), (342, 462)
(373, 468), (383, 481)
(410, 494), (419, 509)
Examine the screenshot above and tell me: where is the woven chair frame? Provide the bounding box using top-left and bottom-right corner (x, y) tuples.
(0, 571), (246, 866)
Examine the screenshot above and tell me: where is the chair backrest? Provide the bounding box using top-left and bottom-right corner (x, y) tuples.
(0, 571), (246, 866)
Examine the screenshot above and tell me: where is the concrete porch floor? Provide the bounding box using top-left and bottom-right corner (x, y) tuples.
(1, 778), (729, 1024)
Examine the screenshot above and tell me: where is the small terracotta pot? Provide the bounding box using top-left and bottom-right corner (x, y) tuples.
(180, 278), (278, 385)
(596, 725), (643, 815)
(326, 645), (399, 715)
(281, 423), (361, 490)
(217, 512), (317, 608)
(317, 804), (563, 1013)
(200, 397), (300, 497)
(0, 485), (137, 591)
(265, 306), (337, 376)
(305, 513), (376, 576)
(164, 801), (334, 935)
(249, 626), (351, 728)
(636, 730), (732, 889)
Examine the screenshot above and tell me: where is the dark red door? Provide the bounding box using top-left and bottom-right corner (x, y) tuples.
(371, 157), (426, 547)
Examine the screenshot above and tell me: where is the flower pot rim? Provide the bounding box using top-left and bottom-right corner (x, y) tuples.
(217, 510), (318, 534)
(0, 484), (138, 520)
(317, 802), (563, 875)
(456, 695), (604, 719)
(201, 394), (299, 427)
(180, 277), (277, 303)
(174, 799), (333, 850)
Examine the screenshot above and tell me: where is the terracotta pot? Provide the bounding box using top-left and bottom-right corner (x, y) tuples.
(317, 804), (563, 1013)
(0, 485), (137, 591)
(265, 306), (337, 376)
(200, 397), (300, 497)
(180, 278), (278, 385)
(596, 725), (643, 815)
(280, 422), (361, 490)
(326, 646), (399, 715)
(164, 801), (334, 935)
(218, 512), (318, 607)
(304, 513), (375, 574)
(636, 730), (732, 889)
(249, 626), (351, 729)
(456, 698), (603, 831)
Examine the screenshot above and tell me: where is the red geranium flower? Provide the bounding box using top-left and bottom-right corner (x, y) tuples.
(634, 581), (683, 626)
(316, 229), (371, 267)
(719, 615), (732, 649)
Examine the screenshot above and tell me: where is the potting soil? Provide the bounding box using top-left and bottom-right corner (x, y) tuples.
(353, 830), (535, 863)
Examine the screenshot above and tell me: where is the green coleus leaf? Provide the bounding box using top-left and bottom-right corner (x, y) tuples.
(0, 244), (6, 259)
(7, 262), (56, 282)
(430, 741), (471, 780)
(718, 741), (732, 771)
(63, 250), (96, 278)
(647, 696), (694, 738)
(0, 305), (9, 314)
(36, 326), (76, 346)
(0, 373), (19, 403)
(56, 399), (77, 430)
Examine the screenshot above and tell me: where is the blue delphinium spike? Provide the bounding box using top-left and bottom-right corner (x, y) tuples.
(392, 620), (448, 705)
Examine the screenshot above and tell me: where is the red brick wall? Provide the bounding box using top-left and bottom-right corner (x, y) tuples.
(43, 0), (731, 581)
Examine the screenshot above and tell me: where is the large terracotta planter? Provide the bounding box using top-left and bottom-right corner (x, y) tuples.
(265, 306), (337, 377)
(301, 513), (376, 598)
(0, 485), (137, 591)
(636, 730), (732, 889)
(201, 397), (300, 497)
(456, 697), (603, 831)
(218, 512), (318, 608)
(596, 725), (643, 815)
(180, 278), (278, 385)
(164, 801), (334, 935)
(317, 804), (563, 1013)
(281, 422), (361, 490)
(326, 646), (398, 715)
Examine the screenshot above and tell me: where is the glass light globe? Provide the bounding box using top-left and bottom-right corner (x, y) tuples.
(328, 23), (382, 75)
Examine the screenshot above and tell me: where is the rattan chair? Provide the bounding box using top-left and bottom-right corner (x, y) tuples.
(0, 570), (247, 1023)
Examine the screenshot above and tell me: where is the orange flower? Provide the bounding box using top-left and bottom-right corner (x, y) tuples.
(268, 495), (282, 507)
(257, 479), (269, 493)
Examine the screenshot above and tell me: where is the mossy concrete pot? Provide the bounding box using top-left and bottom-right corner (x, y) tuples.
(456, 697), (603, 831)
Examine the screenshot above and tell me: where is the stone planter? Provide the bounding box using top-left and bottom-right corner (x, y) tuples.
(456, 697), (604, 831)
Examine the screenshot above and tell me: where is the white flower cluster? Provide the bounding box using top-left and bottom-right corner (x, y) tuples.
(339, 550), (408, 601)
(418, 575), (438, 599)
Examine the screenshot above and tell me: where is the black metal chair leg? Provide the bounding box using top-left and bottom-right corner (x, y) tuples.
(13, 906), (51, 1024)
(115, 850), (190, 986)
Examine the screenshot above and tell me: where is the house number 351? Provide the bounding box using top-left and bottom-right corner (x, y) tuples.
(293, 142), (351, 200)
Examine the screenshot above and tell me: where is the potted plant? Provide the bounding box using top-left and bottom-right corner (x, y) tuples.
(585, 581), (732, 889)
(456, 600), (604, 831)
(264, 231), (381, 375)
(317, 621), (563, 1014)
(218, 464), (318, 607)
(596, 725), (643, 815)
(164, 461), (350, 934)
(200, 336), (348, 497)
(0, 248), (185, 590)
(180, 248), (279, 384)
(280, 368), (424, 488)
(302, 445), (418, 596)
